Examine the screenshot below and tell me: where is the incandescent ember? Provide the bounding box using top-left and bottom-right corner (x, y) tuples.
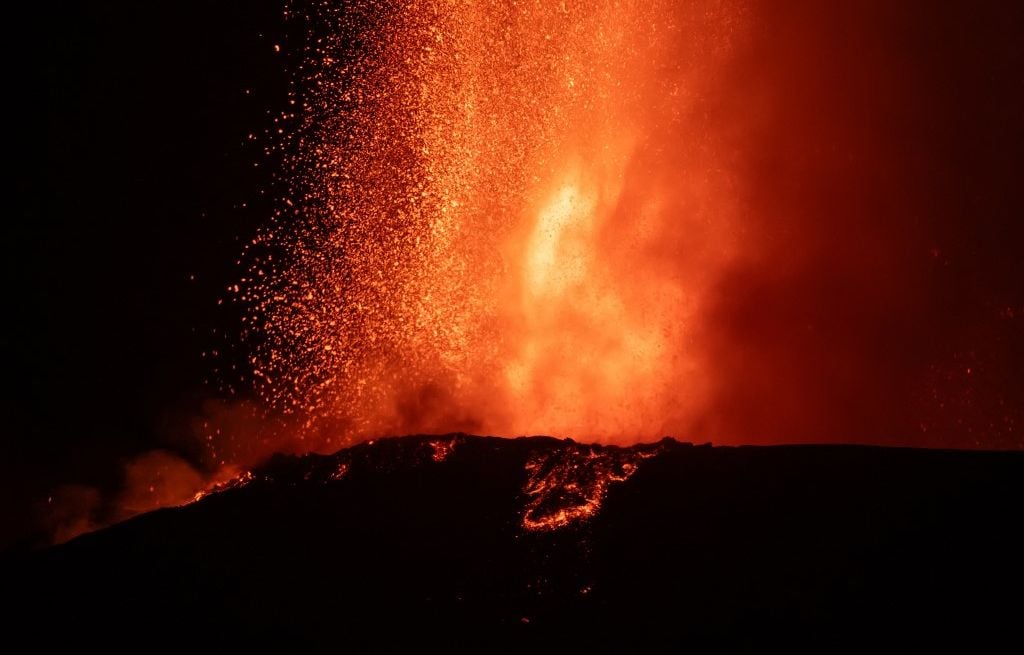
(232, 0), (748, 451)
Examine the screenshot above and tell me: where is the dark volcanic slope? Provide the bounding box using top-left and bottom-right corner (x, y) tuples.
(8, 435), (1023, 650)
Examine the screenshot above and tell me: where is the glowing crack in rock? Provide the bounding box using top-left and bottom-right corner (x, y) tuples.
(428, 437), (458, 462)
(190, 469), (255, 504)
(521, 442), (661, 531)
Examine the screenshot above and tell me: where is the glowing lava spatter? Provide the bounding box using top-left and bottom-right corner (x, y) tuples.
(242, 1), (748, 445)
(522, 442), (662, 531)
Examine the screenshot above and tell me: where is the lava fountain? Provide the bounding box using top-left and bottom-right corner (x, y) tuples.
(241, 0), (748, 445)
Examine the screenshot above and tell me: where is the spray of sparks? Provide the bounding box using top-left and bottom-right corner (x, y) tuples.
(239, 0), (748, 446)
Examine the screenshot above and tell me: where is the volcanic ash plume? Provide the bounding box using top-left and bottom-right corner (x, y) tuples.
(245, 1), (749, 443)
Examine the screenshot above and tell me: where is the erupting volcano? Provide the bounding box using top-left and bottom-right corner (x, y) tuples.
(7, 0), (1024, 648)
(232, 0), (748, 447)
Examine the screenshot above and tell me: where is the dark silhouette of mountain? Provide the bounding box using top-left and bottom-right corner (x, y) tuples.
(7, 435), (1023, 650)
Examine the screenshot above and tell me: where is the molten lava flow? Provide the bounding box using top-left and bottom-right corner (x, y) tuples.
(238, 0), (748, 447)
(428, 437), (456, 463)
(45, 2), (750, 544)
(190, 469), (256, 504)
(522, 442), (662, 531)
(201, 435), (665, 533)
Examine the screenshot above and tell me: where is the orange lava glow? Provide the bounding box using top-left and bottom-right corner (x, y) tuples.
(38, 2), (1024, 547)
(241, 0), (749, 446)
(522, 442), (661, 531)
(190, 469), (256, 504)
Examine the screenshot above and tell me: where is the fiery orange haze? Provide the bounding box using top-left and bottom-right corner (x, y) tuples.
(38, 1), (1024, 542)
(236, 0), (749, 450)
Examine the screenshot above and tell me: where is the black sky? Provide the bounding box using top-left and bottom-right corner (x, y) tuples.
(5, 1), (291, 547)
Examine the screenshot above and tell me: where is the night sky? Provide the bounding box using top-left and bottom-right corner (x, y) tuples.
(3, 1), (1023, 549)
(5, 1), (291, 546)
